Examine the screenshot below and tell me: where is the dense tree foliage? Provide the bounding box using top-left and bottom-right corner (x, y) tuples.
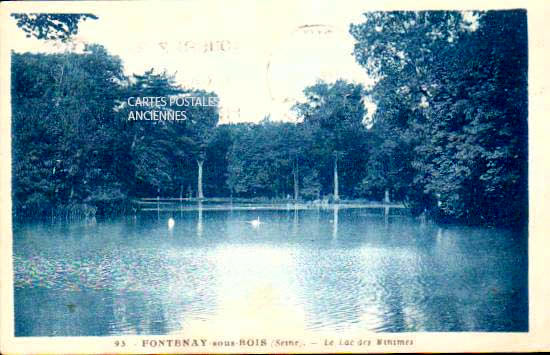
(117, 69), (219, 198)
(350, 10), (527, 225)
(226, 120), (302, 198)
(11, 13), (98, 42)
(12, 47), (220, 216)
(225, 82), (372, 201)
(294, 80), (370, 200)
(12, 45), (126, 216)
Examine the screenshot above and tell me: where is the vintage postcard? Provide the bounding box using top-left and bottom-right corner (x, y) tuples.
(1, 0), (549, 353)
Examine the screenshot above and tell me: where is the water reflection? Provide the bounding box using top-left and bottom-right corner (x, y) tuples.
(197, 202), (203, 238)
(292, 206), (299, 238)
(13, 206), (527, 336)
(332, 205), (339, 240)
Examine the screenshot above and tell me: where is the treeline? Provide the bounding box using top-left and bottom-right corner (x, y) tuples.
(11, 45), (219, 217)
(11, 10), (527, 226)
(349, 10), (528, 225)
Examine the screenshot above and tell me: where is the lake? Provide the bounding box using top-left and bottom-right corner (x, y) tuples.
(13, 205), (528, 336)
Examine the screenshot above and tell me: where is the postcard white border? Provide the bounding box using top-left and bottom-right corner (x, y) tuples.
(1, 0), (549, 353)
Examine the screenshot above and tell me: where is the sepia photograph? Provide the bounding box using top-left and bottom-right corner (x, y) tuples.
(0, 0), (548, 353)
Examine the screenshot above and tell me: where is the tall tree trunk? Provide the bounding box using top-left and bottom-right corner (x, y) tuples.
(333, 154), (339, 202)
(130, 132), (137, 151)
(293, 159), (299, 200)
(197, 159), (204, 199)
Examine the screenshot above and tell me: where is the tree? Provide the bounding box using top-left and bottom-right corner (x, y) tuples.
(180, 91), (220, 199)
(350, 10), (528, 224)
(225, 120), (303, 199)
(122, 69), (185, 197)
(350, 11), (467, 205)
(12, 45), (127, 216)
(121, 69), (220, 199)
(416, 10), (528, 223)
(11, 13), (98, 42)
(294, 80), (368, 201)
(203, 124), (233, 197)
(301, 168), (322, 200)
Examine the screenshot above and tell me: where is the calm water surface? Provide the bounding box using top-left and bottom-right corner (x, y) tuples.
(13, 206), (528, 336)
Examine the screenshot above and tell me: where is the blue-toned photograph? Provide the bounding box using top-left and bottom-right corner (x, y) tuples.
(9, 6), (528, 337)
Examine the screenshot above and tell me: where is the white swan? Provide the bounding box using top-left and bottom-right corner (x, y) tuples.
(247, 216), (261, 228)
(168, 217), (175, 229)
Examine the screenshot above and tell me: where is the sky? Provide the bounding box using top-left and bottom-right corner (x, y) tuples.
(6, 0), (376, 123)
